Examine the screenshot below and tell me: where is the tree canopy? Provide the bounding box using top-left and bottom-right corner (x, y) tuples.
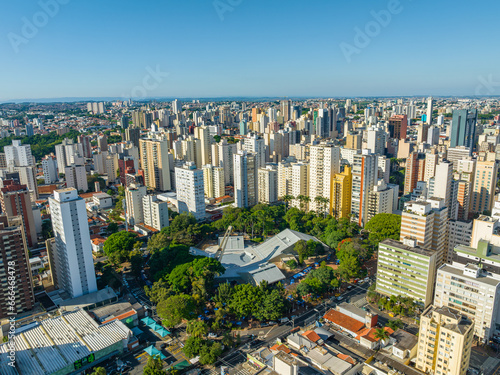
(103, 231), (137, 264)
(157, 294), (197, 327)
(365, 213), (401, 246)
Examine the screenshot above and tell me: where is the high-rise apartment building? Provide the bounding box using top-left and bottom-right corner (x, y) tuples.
(404, 152), (426, 195)
(214, 140), (237, 186)
(139, 138), (172, 191)
(194, 126), (212, 167)
(345, 132), (362, 150)
(330, 166), (352, 219)
(0, 215), (34, 319)
(388, 114), (408, 140)
(309, 144), (341, 213)
(351, 153), (378, 226)
(428, 161), (453, 214)
(291, 162), (309, 209)
(376, 238), (439, 308)
(400, 198), (448, 265)
(142, 195), (169, 231)
(0, 181), (37, 248)
(257, 166), (278, 204)
(125, 184), (147, 226)
(426, 97), (433, 125)
(233, 151), (257, 209)
(55, 139), (84, 173)
(471, 161), (498, 214)
(42, 155), (58, 184)
(450, 109), (478, 151)
(366, 126), (386, 155)
(366, 180), (395, 222)
(416, 305), (473, 375)
(434, 263), (500, 341)
(4, 140), (33, 168)
(175, 162), (206, 221)
(125, 127), (140, 148)
(48, 188), (97, 298)
(202, 164), (225, 199)
(65, 165), (88, 192)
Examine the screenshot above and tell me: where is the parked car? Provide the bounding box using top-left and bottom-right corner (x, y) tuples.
(280, 317), (290, 324)
(208, 333), (217, 338)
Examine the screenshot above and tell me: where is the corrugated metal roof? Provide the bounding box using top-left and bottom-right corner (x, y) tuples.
(0, 309), (131, 375)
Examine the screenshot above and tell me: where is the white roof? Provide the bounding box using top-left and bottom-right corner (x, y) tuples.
(0, 309), (131, 375)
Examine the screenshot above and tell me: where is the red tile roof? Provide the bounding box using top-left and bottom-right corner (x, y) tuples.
(323, 309), (365, 334)
(337, 353), (356, 365)
(355, 327), (394, 342)
(270, 344), (291, 354)
(302, 330), (322, 343)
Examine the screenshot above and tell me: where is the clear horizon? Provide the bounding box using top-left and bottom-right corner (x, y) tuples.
(2, 0), (500, 101)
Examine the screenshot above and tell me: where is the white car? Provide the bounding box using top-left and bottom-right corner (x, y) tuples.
(208, 333), (217, 338)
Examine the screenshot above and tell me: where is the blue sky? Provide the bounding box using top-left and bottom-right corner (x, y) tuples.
(1, 0), (499, 101)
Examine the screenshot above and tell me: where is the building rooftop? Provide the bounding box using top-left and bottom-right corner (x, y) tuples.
(380, 238), (436, 257)
(391, 329), (418, 351)
(323, 309), (365, 335)
(439, 264), (500, 287)
(0, 310), (131, 375)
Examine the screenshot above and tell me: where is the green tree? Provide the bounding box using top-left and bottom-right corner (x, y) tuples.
(130, 250), (143, 276)
(256, 289), (286, 321)
(157, 294), (197, 327)
(187, 320), (208, 338)
(103, 231), (137, 264)
(214, 282), (233, 305)
(147, 231), (170, 253)
(199, 342), (223, 365)
(281, 195), (294, 213)
(228, 284), (261, 317)
(386, 319), (403, 331)
(374, 327), (390, 341)
(106, 222), (119, 235)
(91, 367), (106, 375)
(143, 356), (166, 375)
(183, 336), (203, 358)
(365, 213), (401, 246)
(146, 280), (170, 305)
(294, 240), (308, 264)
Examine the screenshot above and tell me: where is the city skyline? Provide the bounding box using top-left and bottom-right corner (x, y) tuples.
(2, 0), (500, 101)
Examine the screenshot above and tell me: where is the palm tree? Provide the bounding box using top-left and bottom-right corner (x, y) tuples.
(314, 196), (323, 214)
(303, 196), (311, 211)
(320, 197), (330, 218)
(297, 195), (306, 211)
(281, 195), (294, 212)
(374, 327), (390, 342)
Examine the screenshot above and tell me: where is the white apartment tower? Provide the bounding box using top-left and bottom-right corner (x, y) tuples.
(5, 140), (33, 167)
(142, 195), (169, 231)
(309, 144), (341, 213)
(175, 162), (206, 221)
(42, 156), (58, 184)
(48, 188), (97, 298)
(125, 184), (147, 226)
